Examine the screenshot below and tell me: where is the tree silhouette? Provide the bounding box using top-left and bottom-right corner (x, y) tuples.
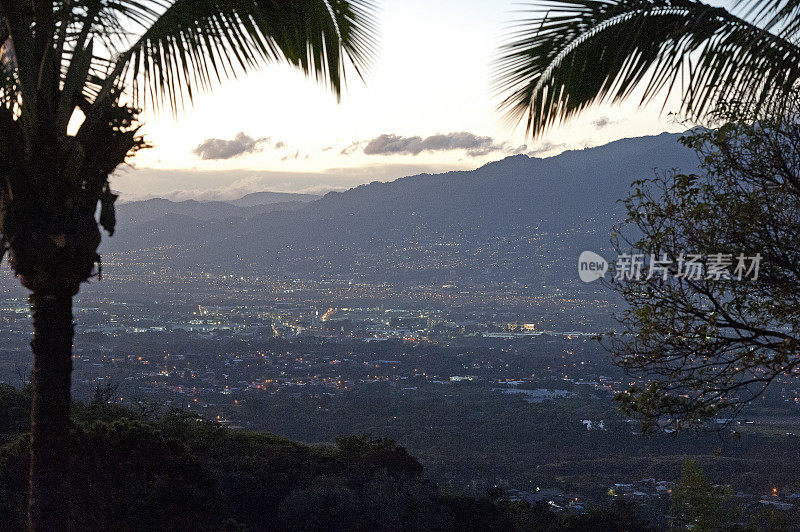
(670, 460), (734, 530)
(0, 1), (378, 529)
(494, 0), (800, 137)
(609, 100), (800, 428)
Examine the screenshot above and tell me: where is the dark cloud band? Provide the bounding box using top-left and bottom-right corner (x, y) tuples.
(192, 132), (269, 160)
(363, 132), (501, 157)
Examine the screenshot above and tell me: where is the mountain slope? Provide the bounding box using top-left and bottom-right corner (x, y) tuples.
(115, 194), (317, 226)
(103, 132), (698, 286)
(228, 191), (319, 207)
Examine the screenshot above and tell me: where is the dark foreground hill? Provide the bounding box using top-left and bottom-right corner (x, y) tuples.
(0, 385), (649, 531)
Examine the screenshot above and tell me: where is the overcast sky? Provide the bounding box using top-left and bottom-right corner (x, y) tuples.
(116, 0), (684, 202)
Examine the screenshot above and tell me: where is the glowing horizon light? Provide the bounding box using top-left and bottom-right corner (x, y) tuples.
(110, 0), (680, 202)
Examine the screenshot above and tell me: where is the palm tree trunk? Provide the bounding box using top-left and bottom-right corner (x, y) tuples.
(28, 292), (73, 531)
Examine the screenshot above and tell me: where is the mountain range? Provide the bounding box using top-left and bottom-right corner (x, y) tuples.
(104, 132), (699, 288)
(115, 191), (319, 226)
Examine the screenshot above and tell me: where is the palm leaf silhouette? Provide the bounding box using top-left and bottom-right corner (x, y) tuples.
(494, 0), (800, 137)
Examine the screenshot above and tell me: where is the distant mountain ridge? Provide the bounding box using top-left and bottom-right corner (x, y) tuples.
(115, 191), (319, 225)
(104, 132), (698, 288)
(228, 191), (319, 207)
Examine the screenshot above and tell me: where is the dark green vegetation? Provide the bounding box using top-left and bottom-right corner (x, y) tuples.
(670, 460), (736, 530)
(610, 103), (800, 428)
(234, 381), (800, 499)
(0, 385), (651, 531)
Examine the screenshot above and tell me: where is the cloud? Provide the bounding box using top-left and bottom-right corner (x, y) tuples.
(591, 116), (618, 129)
(340, 132), (570, 159)
(340, 140), (365, 155)
(527, 141), (566, 155)
(192, 132), (269, 160)
(362, 132), (502, 157)
(502, 142), (565, 157)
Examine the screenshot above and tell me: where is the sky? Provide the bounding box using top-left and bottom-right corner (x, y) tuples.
(115, 0), (685, 202)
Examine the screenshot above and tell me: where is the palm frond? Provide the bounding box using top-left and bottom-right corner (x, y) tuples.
(494, 0), (800, 138)
(733, 0), (800, 37)
(93, 0), (379, 112)
(0, 36), (19, 112)
(0, 0), (37, 112)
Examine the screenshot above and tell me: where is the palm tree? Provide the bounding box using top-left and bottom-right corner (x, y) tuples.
(0, 1), (377, 529)
(494, 0), (800, 137)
